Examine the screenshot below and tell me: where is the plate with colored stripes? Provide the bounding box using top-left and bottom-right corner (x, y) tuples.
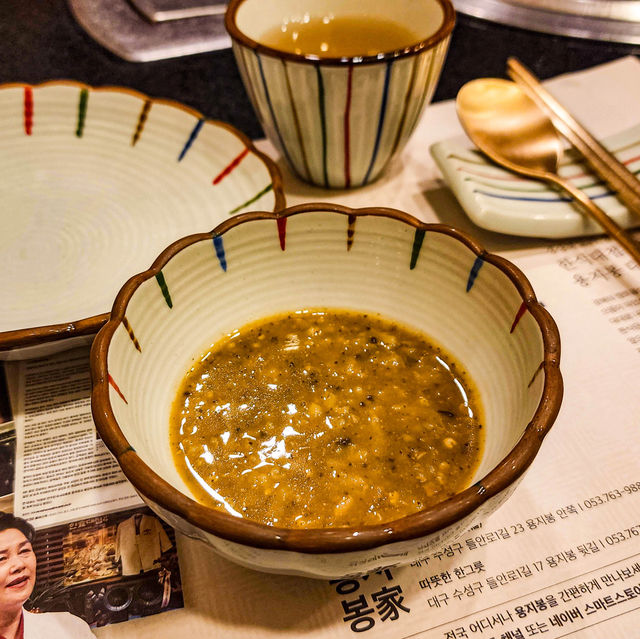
(430, 124), (640, 239)
(0, 81), (285, 359)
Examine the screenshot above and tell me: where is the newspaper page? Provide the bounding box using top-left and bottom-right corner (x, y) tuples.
(2, 348), (185, 630)
(12, 347), (141, 526)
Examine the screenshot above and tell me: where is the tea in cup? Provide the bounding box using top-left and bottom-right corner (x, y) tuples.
(225, 0), (455, 188)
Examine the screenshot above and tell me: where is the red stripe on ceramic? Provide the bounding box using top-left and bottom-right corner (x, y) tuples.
(108, 374), (128, 404)
(213, 148), (250, 185)
(277, 217), (286, 250)
(24, 87), (33, 136)
(510, 302), (528, 333)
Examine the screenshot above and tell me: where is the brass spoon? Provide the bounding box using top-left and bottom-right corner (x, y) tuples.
(456, 78), (640, 265)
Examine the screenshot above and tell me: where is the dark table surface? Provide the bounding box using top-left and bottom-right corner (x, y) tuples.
(2, 0), (640, 142)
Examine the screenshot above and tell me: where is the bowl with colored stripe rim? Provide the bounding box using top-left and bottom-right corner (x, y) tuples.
(90, 202), (562, 579)
(0, 80), (285, 360)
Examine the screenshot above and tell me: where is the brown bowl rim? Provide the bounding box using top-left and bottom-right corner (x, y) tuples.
(0, 79), (286, 356)
(90, 202), (563, 555)
(224, 0), (456, 67)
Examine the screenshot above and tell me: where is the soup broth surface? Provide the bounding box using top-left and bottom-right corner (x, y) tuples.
(259, 15), (422, 58)
(170, 309), (484, 528)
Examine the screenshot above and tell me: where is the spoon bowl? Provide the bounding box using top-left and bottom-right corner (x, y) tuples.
(457, 78), (562, 175)
(456, 78), (640, 264)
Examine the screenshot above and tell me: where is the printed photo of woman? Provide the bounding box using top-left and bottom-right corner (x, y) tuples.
(0, 512), (95, 639)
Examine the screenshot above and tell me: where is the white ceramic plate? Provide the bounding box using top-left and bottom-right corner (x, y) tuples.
(0, 81), (284, 359)
(430, 123), (640, 239)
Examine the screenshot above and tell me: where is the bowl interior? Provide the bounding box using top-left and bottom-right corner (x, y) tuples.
(104, 208), (547, 518)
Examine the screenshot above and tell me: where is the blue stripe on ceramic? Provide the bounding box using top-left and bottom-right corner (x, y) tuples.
(467, 256), (485, 292)
(410, 228), (425, 270)
(132, 99), (152, 146)
(213, 235), (227, 271)
(155, 271), (173, 308)
(473, 188), (613, 203)
(178, 118), (205, 161)
(315, 64), (329, 188)
(76, 88), (88, 138)
(255, 51), (296, 172)
(362, 60), (393, 186)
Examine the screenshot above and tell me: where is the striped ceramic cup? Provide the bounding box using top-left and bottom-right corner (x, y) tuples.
(225, 0), (455, 189)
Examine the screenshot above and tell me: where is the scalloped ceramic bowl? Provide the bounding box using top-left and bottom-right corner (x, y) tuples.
(90, 203), (562, 579)
(0, 81), (284, 360)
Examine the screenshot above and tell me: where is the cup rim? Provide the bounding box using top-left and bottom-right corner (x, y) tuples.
(90, 203), (563, 555)
(224, 0), (456, 66)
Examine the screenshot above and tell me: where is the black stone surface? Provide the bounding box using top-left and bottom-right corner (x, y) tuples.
(1, 1), (639, 141)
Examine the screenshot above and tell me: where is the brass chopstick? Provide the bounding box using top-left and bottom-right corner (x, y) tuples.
(506, 57), (640, 218)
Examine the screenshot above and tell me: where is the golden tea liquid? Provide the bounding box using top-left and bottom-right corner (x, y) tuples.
(259, 15), (422, 58)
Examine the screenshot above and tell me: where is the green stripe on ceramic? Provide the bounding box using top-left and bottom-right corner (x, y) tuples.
(76, 88), (88, 138)
(155, 271), (173, 308)
(229, 183), (274, 215)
